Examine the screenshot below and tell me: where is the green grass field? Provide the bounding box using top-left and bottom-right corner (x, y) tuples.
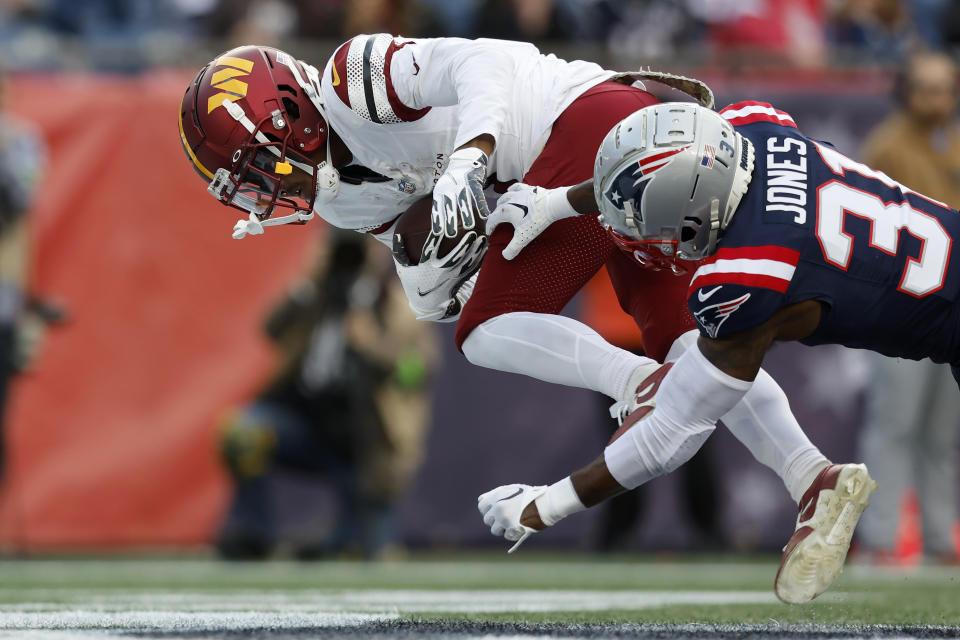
(0, 554), (957, 638)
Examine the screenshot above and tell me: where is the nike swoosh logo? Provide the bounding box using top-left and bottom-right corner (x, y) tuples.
(331, 63), (341, 87)
(506, 203), (528, 217)
(697, 285), (723, 302)
(496, 488), (524, 502)
(417, 283), (443, 297)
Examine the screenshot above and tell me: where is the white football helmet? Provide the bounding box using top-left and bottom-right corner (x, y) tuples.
(594, 102), (755, 269)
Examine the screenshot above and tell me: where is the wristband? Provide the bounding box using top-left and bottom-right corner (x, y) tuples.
(534, 476), (586, 527)
(545, 186), (579, 221)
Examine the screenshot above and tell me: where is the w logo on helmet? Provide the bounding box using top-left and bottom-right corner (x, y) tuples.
(207, 56), (254, 114)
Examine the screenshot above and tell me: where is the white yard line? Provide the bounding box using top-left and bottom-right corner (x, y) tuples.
(0, 611), (395, 631)
(0, 589), (784, 628)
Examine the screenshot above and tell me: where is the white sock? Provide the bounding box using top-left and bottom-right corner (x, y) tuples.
(720, 368), (831, 503)
(461, 312), (657, 400)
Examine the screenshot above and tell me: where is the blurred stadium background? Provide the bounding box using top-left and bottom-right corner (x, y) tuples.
(0, 0), (957, 637)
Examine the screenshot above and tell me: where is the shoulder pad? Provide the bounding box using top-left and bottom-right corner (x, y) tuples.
(719, 101), (797, 129)
(328, 34), (430, 124)
(687, 245), (800, 338)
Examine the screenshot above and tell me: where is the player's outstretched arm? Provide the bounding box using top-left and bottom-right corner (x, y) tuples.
(486, 180), (596, 260)
(479, 300), (823, 550)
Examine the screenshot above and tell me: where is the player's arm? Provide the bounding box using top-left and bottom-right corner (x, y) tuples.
(389, 37), (528, 238)
(391, 38), (520, 150)
(479, 299), (822, 548)
(484, 180), (596, 259)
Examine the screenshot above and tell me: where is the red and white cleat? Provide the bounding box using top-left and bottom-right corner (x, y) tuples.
(608, 362), (674, 444)
(774, 463), (878, 604)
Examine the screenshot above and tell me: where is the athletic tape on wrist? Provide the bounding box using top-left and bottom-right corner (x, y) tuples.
(534, 476), (585, 527)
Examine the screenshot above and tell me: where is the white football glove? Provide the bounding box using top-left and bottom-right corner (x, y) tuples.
(486, 184), (579, 260)
(432, 147), (490, 239)
(477, 483), (547, 553)
(394, 229), (487, 323)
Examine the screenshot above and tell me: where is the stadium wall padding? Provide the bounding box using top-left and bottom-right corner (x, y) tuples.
(0, 73), (316, 548)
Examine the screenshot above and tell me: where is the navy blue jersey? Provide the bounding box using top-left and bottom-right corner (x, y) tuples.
(687, 101), (960, 365)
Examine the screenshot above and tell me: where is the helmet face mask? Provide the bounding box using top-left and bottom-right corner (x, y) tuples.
(206, 113), (321, 221)
(605, 223), (694, 274)
(594, 103), (755, 270)
(180, 46), (338, 225)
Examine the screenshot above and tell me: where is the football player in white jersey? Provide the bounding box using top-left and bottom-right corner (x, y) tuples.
(179, 37), (839, 595)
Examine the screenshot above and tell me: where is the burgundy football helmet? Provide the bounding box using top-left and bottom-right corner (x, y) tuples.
(178, 45), (339, 228)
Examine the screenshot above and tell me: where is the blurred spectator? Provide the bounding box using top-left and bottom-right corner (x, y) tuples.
(692, 0), (827, 68)
(855, 51), (960, 565)
(217, 231), (437, 560)
(415, 0), (485, 36)
(343, 0), (413, 37)
(415, 0), (590, 41)
(602, 1), (702, 61)
(861, 51), (960, 202)
(939, 1), (960, 49)
(828, 0), (918, 62)
(0, 65), (48, 487)
(908, 0), (947, 48)
(200, 0), (298, 46)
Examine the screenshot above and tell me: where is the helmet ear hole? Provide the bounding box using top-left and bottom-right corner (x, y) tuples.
(281, 96), (300, 120)
(680, 216), (701, 243)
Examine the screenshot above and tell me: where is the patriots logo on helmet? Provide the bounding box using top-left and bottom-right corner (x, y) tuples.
(604, 163), (649, 220)
(693, 292), (751, 338)
(604, 146), (690, 222)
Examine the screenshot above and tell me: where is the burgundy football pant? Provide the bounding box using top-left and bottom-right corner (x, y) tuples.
(454, 81), (697, 362)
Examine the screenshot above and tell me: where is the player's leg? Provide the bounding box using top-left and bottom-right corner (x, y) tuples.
(857, 353), (927, 556)
(458, 83), (662, 395)
(916, 362), (960, 560)
(462, 310), (654, 401)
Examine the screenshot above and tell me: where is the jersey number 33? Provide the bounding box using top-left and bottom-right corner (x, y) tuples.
(813, 142), (952, 298)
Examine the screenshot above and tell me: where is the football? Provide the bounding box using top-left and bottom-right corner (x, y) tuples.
(392, 195), (484, 266)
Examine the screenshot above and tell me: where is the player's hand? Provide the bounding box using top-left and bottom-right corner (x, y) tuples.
(477, 483), (547, 553)
(401, 230), (486, 323)
(232, 214), (265, 239)
(486, 184), (579, 260)
(432, 147), (490, 239)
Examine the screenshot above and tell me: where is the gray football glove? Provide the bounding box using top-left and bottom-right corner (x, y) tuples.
(432, 147), (490, 238)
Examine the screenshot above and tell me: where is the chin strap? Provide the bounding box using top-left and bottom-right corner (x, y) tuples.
(233, 209), (315, 240)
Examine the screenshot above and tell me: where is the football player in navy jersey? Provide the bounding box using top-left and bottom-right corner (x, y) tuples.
(477, 101), (960, 603)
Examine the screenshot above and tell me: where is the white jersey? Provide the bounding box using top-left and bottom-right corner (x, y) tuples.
(314, 34), (616, 239)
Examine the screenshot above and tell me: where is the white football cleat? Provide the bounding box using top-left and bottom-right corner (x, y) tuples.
(774, 463), (878, 604)
(608, 360), (672, 425)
